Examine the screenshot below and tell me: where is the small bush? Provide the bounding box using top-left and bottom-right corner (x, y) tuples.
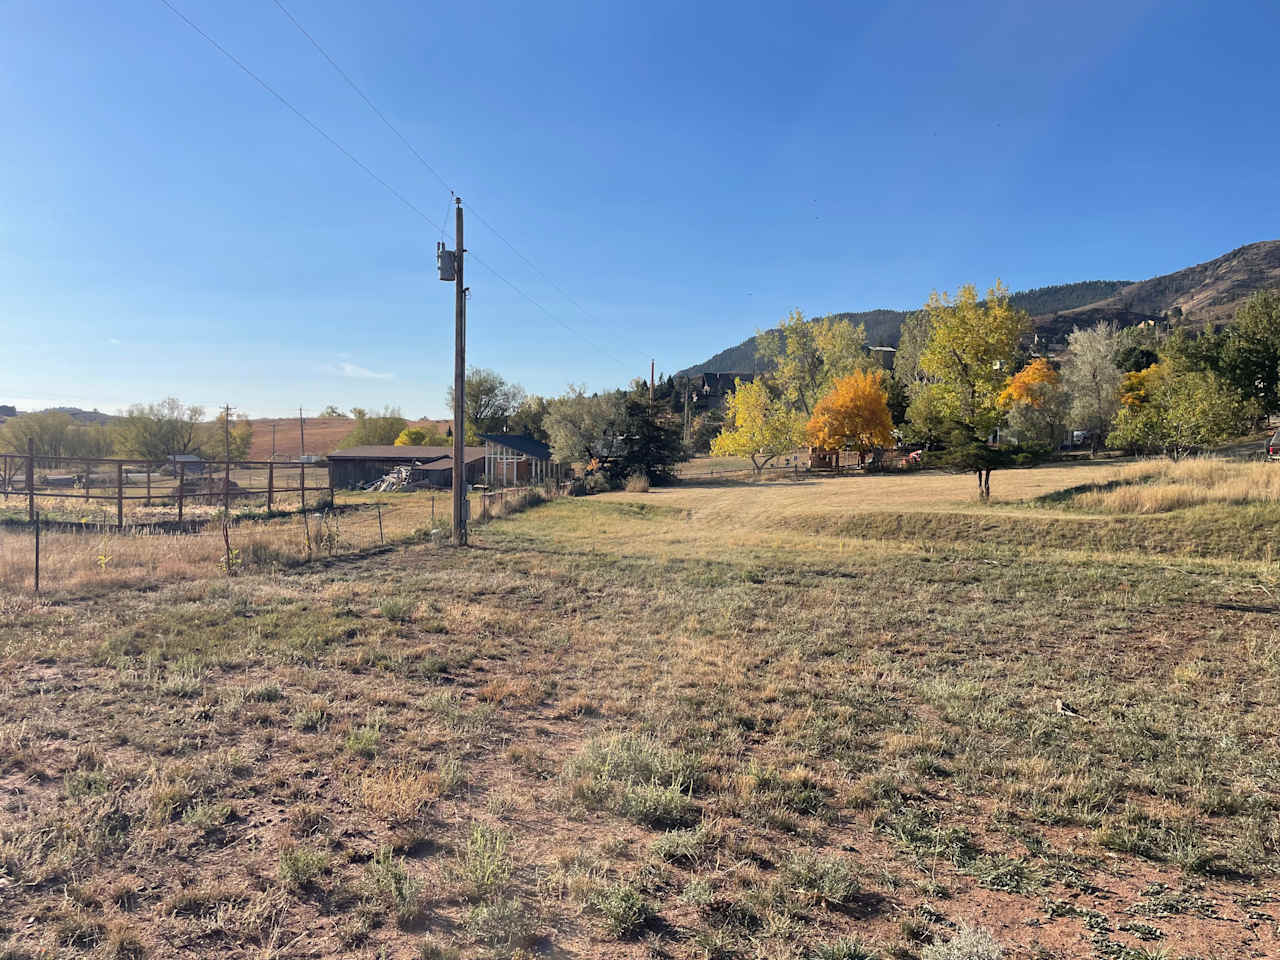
(651, 821), (720, 864)
(345, 718), (382, 759)
(811, 939), (879, 960)
(589, 882), (655, 938)
(367, 845), (424, 927)
(278, 844), (328, 890)
(625, 472), (650, 493)
(585, 473), (612, 494)
(921, 922), (1003, 960)
(783, 850), (859, 906)
(380, 597), (414, 622)
(458, 823), (512, 900)
(620, 782), (699, 828)
(291, 697), (329, 732)
(465, 895), (536, 953)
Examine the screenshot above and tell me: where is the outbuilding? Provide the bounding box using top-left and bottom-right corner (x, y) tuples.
(327, 445), (485, 489)
(481, 433), (557, 486)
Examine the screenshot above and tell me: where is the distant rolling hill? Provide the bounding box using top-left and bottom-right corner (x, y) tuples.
(679, 240), (1280, 375)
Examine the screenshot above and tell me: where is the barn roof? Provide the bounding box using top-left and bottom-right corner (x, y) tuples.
(328, 445), (484, 462)
(480, 433), (552, 460)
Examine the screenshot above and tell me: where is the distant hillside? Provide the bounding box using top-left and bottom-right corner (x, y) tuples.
(245, 417), (452, 460)
(679, 280), (1132, 376)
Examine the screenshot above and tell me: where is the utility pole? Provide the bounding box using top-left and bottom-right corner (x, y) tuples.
(650, 359), (655, 406)
(271, 422), (277, 461)
(452, 198), (467, 546)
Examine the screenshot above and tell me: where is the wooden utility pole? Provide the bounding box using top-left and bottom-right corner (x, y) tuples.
(452, 197), (467, 546)
(650, 359), (655, 405)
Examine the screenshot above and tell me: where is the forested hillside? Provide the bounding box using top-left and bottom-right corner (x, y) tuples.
(680, 281), (1131, 376)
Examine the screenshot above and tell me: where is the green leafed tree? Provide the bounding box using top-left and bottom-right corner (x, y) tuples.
(446, 367), (526, 437)
(336, 407), (408, 449)
(1108, 363), (1251, 458)
(914, 282), (1030, 498)
(113, 398), (205, 460)
(0, 411), (114, 462)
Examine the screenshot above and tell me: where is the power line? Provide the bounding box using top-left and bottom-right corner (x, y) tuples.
(160, 0), (636, 373)
(267, 0), (634, 370)
(158, 0), (444, 235)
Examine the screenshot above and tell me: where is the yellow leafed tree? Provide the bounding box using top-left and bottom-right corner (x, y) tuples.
(710, 379), (804, 475)
(805, 369), (894, 467)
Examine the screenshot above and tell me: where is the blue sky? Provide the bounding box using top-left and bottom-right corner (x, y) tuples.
(3, 0), (1278, 418)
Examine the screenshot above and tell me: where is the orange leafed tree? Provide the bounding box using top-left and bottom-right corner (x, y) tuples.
(806, 369), (894, 466)
(997, 357), (1059, 409)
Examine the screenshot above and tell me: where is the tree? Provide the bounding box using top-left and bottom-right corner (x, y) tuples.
(997, 358), (1069, 448)
(395, 425), (448, 447)
(446, 367), (526, 436)
(209, 410), (254, 461)
(1, 411), (113, 462)
(915, 282), (1029, 498)
(1214, 289), (1280, 415)
(544, 389), (626, 468)
(113, 398), (205, 460)
(508, 395), (551, 444)
(1108, 362), (1250, 458)
(893, 309), (933, 391)
(318, 405), (345, 418)
(607, 398), (685, 485)
(755, 311), (871, 415)
(1060, 323), (1123, 453)
(710, 379), (804, 474)
(336, 407), (408, 449)
(805, 370), (894, 467)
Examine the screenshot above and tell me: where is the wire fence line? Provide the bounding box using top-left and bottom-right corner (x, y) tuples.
(0, 449), (333, 528)
(3, 483), (570, 597)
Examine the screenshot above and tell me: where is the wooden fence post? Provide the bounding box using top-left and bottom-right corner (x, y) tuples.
(85, 459), (91, 501)
(146, 464), (152, 506)
(27, 438), (35, 523)
(177, 462), (185, 524)
(376, 503), (384, 545)
(116, 462), (124, 529)
(327, 466), (334, 509)
(267, 461), (274, 513)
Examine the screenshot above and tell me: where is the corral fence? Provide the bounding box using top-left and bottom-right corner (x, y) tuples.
(0, 440), (332, 528)
(3, 479), (570, 597)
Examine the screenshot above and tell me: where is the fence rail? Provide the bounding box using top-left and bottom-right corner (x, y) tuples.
(3, 482), (572, 597)
(1, 444), (332, 527)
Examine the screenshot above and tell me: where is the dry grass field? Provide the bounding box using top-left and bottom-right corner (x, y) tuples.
(2, 460), (1279, 959)
(246, 419), (451, 461)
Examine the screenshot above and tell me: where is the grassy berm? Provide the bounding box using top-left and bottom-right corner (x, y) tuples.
(2, 460), (1278, 959)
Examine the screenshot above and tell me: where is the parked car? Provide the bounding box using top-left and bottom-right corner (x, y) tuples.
(1268, 429), (1280, 461)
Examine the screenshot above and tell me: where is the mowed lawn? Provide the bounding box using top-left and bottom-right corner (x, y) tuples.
(2, 463), (1278, 959)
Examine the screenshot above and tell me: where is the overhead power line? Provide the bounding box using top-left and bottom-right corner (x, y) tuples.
(158, 0), (444, 234)
(159, 0), (635, 373)
(267, 0), (634, 370)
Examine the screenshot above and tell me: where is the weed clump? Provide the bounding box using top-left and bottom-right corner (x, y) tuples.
(564, 734), (702, 827)
(588, 882), (655, 938)
(921, 922), (1003, 960)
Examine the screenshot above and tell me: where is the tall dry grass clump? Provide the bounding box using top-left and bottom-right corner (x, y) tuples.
(1074, 457), (1280, 513)
(624, 473), (651, 493)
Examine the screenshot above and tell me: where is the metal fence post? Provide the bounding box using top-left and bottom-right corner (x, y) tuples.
(267, 461), (274, 513)
(33, 510), (40, 596)
(177, 462), (185, 523)
(116, 462), (124, 530)
(26, 438), (35, 522)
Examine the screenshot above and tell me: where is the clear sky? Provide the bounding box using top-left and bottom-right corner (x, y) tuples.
(3, 0), (1278, 418)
